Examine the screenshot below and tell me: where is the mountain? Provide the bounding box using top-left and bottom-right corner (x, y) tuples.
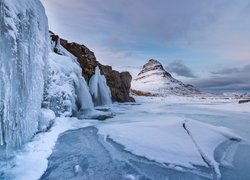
(131, 59), (201, 96)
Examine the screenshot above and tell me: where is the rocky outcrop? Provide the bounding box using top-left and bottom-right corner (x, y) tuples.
(130, 89), (158, 97)
(132, 59), (201, 96)
(238, 99), (250, 104)
(50, 32), (135, 102)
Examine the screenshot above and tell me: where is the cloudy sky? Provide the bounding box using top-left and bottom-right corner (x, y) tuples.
(41, 0), (250, 92)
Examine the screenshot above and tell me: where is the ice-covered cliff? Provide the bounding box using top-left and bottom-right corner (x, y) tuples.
(132, 59), (201, 96)
(0, 0), (108, 150)
(50, 32), (135, 103)
(44, 37), (95, 117)
(0, 0), (49, 148)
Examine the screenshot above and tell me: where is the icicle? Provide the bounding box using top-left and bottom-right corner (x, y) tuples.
(0, 100), (4, 146)
(89, 66), (112, 106)
(54, 37), (61, 54)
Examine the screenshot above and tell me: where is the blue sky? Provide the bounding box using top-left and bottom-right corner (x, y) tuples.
(41, 0), (250, 92)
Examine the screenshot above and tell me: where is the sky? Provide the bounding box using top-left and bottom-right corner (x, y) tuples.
(41, 0), (250, 92)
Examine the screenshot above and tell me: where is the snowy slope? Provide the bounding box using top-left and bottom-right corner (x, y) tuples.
(132, 59), (201, 96)
(0, 0), (49, 148)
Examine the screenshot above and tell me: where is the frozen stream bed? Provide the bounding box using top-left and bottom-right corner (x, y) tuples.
(2, 96), (250, 180)
(40, 127), (211, 180)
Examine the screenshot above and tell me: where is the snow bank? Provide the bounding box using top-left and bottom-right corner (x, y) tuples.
(38, 109), (56, 132)
(0, 0), (49, 148)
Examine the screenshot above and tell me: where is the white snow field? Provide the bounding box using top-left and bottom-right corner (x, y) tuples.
(1, 96), (249, 180)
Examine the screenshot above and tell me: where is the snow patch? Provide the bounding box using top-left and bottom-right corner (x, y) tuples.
(38, 109), (56, 133)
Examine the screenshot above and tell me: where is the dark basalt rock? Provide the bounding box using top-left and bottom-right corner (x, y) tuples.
(239, 99), (250, 104)
(50, 32), (135, 103)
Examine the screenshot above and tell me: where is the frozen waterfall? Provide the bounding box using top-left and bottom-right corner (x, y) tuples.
(43, 52), (94, 117)
(89, 67), (112, 106)
(0, 0), (49, 148)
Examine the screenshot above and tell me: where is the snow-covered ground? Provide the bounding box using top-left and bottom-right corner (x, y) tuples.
(1, 96), (250, 180)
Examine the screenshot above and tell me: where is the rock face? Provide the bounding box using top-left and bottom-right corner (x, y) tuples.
(50, 32), (135, 102)
(238, 99), (250, 104)
(132, 59), (201, 96)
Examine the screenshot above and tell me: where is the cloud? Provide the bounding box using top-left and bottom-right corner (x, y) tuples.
(41, 0), (250, 92)
(211, 65), (250, 76)
(166, 60), (197, 78)
(211, 68), (240, 75)
(191, 65), (250, 92)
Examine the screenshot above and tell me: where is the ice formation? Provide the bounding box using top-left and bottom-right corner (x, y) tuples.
(43, 52), (94, 116)
(89, 66), (112, 106)
(0, 0), (49, 148)
(0, 0), (110, 150)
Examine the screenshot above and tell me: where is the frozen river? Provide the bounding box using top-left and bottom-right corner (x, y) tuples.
(41, 97), (250, 180)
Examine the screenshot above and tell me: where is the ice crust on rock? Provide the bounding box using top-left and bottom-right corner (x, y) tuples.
(0, 0), (49, 148)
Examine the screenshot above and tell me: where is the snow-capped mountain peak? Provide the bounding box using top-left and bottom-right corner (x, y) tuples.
(137, 59), (172, 78)
(132, 59), (200, 96)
